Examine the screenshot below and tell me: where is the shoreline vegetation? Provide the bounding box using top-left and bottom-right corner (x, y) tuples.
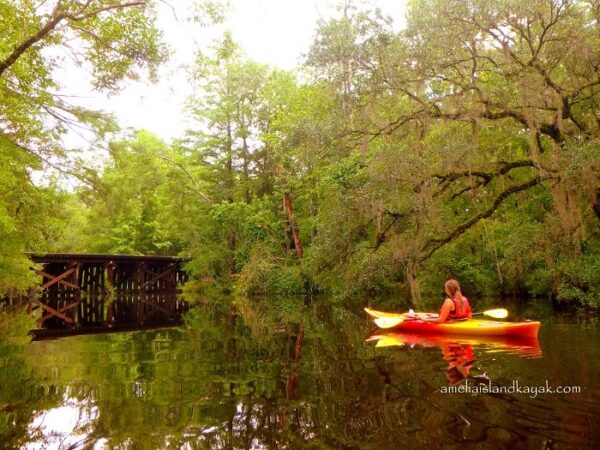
(1, 0), (599, 341)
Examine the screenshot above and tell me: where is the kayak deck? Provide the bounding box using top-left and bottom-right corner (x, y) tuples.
(365, 307), (540, 338)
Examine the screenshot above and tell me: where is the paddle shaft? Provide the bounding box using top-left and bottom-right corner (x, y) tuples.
(367, 307), (508, 329)
(424, 312), (486, 319)
(413, 310), (505, 323)
(420, 308), (507, 320)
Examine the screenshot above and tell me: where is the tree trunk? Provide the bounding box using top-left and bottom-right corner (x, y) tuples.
(225, 115), (234, 203)
(406, 260), (421, 305)
(594, 187), (600, 221)
(227, 231), (236, 274)
(285, 327), (304, 400)
(283, 192), (303, 259)
(242, 136), (251, 204)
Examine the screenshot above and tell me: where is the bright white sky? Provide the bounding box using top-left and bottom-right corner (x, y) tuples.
(59, 0), (407, 145)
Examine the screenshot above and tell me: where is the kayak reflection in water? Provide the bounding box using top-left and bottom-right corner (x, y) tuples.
(419, 279), (472, 323)
(366, 331), (542, 385)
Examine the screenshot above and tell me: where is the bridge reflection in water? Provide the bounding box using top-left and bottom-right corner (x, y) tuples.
(23, 253), (189, 337)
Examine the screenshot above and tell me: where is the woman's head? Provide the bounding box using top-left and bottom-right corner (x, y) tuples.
(445, 279), (461, 298)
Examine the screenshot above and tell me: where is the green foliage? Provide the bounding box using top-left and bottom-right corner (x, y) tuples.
(1, 1), (599, 310)
(556, 250), (600, 308)
(423, 244), (499, 300)
(75, 131), (177, 254)
(0, 309), (35, 344)
(236, 243), (306, 297)
(299, 0), (600, 306)
(0, 0), (168, 164)
(0, 0), (175, 292)
(0, 137), (75, 294)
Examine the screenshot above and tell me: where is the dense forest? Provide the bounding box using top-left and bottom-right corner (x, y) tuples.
(1, 0), (599, 311)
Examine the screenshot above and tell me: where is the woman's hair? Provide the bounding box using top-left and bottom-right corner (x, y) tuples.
(445, 279), (466, 314)
(445, 279), (462, 299)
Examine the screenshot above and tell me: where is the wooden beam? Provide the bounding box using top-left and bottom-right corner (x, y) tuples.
(31, 299), (75, 325)
(144, 267), (159, 278)
(115, 263), (142, 283)
(140, 266), (175, 289)
(35, 268), (79, 291)
(138, 298), (172, 317)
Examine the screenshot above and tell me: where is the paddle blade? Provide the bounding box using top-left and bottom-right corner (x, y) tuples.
(375, 337), (406, 348)
(365, 334), (406, 347)
(373, 316), (405, 329)
(364, 307), (402, 319)
(483, 308), (508, 319)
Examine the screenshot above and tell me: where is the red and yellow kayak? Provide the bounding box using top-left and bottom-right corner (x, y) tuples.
(365, 307), (540, 338)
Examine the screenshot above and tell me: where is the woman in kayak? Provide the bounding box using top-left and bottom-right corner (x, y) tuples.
(421, 279), (472, 323)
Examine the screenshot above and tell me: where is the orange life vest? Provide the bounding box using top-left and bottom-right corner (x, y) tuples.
(447, 296), (471, 320)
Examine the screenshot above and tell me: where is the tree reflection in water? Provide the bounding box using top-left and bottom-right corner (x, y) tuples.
(0, 301), (597, 449)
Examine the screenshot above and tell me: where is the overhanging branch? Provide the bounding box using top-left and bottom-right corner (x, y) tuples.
(0, 1), (146, 77)
(433, 160), (538, 197)
(420, 176), (547, 261)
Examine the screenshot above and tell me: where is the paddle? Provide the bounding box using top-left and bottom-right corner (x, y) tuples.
(473, 308), (508, 319)
(370, 308), (509, 329)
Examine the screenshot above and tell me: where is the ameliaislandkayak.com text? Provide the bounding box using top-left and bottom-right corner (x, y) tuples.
(440, 380), (582, 398)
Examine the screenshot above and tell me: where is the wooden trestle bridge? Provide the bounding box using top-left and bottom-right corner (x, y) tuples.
(23, 253), (189, 335)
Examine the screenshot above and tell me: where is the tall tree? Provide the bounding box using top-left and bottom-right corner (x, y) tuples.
(304, 0), (600, 302)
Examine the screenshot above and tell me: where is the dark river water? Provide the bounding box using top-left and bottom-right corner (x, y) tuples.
(1, 300), (598, 449)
